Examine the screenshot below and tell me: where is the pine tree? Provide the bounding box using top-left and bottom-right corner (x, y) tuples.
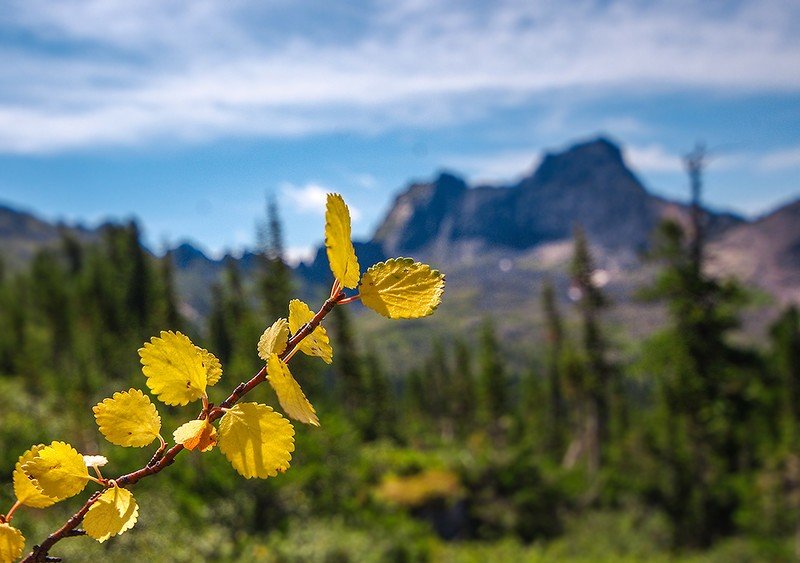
(60, 230), (83, 275)
(160, 249), (182, 331)
(222, 257), (262, 376)
(541, 278), (566, 456)
(478, 319), (508, 426)
(452, 338), (477, 436)
(770, 306), (800, 445)
(124, 221), (154, 332)
(640, 150), (757, 547)
(569, 225), (612, 474)
(426, 339), (456, 438)
(29, 249), (73, 361)
(330, 305), (367, 418)
(208, 282), (234, 365)
(258, 195), (293, 321)
(362, 350), (396, 441)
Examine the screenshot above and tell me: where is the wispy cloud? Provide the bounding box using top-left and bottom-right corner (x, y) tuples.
(625, 144), (756, 174)
(1, 0), (799, 153)
(624, 144), (683, 173)
(442, 149), (541, 183)
(284, 245), (316, 267)
(759, 146), (800, 171)
(281, 182), (362, 221)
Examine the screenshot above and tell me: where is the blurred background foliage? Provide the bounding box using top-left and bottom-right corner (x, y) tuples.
(1, 201), (800, 562)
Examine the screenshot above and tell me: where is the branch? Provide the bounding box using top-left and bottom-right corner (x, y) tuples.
(22, 492), (100, 562)
(21, 291), (345, 562)
(217, 290), (344, 412)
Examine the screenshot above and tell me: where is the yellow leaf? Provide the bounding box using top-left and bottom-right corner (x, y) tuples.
(139, 331), (207, 406)
(93, 389), (161, 448)
(0, 523), (24, 563)
(267, 354), (319, 426)
(257, 318), (289, 361)
(22, 441), (89, 501)
(325, 193), (360, 289)
(197, 347), (222, 387)
(218, 403), (295, 479)
(359, 258), (445, 319)
(13, 445), (57, 509)
(83, 485), (139, 543)
(288, 299), (333, 364)
(173, 419), (218, 452)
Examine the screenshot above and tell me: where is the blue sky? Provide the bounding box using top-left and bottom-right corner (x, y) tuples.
(0, 0), (799, 261)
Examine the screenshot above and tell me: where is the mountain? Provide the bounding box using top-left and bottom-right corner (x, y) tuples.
(372, 138), (742, 263)
(0, 204), (96, 268)
(709, 198), (800, 303)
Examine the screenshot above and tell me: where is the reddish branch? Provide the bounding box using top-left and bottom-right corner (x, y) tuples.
(21, 291), (346, 562)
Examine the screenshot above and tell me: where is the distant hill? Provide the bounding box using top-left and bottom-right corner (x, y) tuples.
(0, 204), (96, 268)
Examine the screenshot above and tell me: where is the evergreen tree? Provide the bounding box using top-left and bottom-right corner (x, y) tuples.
(330, 305), (366, 409)
(570, 225), (612, 474)
(160, 249), (182, 331)
(124, 221), (154, 331)
(362, 350), (396, 441)
(426, 339), (457, 438)
(541, 278), (566, 456)
(404, 366), (429, 424)
(258, 195), (293, 321)
(222, 257), (261, 376)
(60, 230), (83, 275)
(640, 152), (757, 547)
(478, 319), (508, 425)
(208, 282), (234, 365)
(769, 306), (800, 445)
(29, 249), (73, 360)
(452, 338), (477, 436)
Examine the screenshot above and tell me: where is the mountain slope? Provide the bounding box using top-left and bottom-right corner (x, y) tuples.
(0, 204), (96, 268)
(709, 198), (800, 303)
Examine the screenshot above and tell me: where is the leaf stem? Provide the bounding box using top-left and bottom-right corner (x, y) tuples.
(5, 499), (22, 522)
(330, 279), (342, 299)
(338, 294), (361, 305)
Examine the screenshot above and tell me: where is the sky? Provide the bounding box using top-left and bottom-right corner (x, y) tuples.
(0, 0), (799, 262)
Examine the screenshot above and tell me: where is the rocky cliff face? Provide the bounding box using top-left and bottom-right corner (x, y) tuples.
(371, 137), (742, 263)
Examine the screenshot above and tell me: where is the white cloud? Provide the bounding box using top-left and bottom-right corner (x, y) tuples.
(284, 245), (316, 266)
(281, 182), (329, 214)
(759, 146), (800, 171)
(624, 144), (683, 173)
(281, 182), (362, 221)
(443, 150), (541, 183)
(1, 0), (799, 152)
(626, 144), (750, 174)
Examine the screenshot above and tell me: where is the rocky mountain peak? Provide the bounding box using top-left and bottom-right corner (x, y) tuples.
(371, 136), (690, 260)
(530, 137), (626, 186)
